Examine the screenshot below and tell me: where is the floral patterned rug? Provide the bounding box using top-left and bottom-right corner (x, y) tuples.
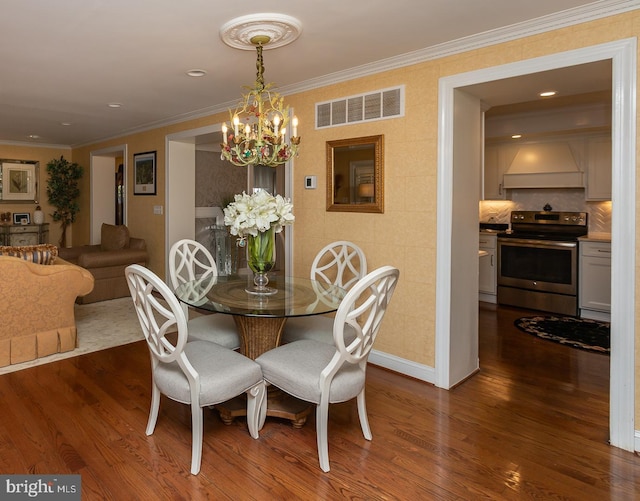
(513, 315), (610, 354)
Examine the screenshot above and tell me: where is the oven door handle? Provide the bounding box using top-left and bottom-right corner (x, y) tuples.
(498, 238), (577, 248)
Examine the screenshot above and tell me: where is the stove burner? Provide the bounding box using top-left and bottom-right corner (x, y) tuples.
(505, 210), (588, 241)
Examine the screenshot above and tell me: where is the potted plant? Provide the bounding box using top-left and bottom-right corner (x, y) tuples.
(46, 156), (83, 247)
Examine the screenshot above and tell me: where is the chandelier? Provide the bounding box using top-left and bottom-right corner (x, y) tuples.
(220, 34), (300, 167)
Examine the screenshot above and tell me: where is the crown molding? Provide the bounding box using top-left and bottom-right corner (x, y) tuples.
(72, 100), (237, 148)
(0, 139), (71, 150)
(75, 0), (639, 149)
(278, 0), (640, 96)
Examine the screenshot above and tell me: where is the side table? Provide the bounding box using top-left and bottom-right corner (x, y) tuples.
(0, 223), (49, 246)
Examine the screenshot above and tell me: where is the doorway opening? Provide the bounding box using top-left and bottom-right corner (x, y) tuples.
(436, 39), (636, 451)
(165, 125), (295, 280)
(90, 144), (127, 244)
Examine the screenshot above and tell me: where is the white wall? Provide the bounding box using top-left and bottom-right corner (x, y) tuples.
(449, 89), (483, 386)
(166, 139), (196, 278)
(90, 156), (116, 244)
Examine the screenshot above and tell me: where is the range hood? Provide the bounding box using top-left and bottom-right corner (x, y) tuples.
(502, 142), (584, 189)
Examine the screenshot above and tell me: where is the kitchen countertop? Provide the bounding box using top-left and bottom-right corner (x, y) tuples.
(579, 232), (611, 243)
(479, 222), (508, 232)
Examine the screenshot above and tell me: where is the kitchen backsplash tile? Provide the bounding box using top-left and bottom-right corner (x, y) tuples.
(587, 201), (612, 233)
(479, 189), (611, 233)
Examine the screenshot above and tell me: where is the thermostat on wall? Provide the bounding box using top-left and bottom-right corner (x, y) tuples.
(304, 175), (317, 189)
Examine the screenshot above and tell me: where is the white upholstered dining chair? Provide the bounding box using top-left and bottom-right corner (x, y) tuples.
(280, 240), (367, 344)
(169, 239), (240, 350)
(256, 265), (399, 472)
(125, 264), (266, 475)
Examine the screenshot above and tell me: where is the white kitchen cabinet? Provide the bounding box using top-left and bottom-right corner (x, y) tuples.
(483, 144), (502, 199)
(479, 233), (497, 303)
(483, 143), (519, 200)
(585, 135), (612, 201)
(579, 240), (611, 321)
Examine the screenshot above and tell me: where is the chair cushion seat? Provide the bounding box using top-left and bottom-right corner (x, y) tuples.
(186, 314), (240, 350)
(281, 316), (333, 344)
(154, 341), (262, 406)
(281, 316), (356, 345)
(256, 340), (365, 404)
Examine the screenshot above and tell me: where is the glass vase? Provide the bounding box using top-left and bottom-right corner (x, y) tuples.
(246, 226), (277, 295)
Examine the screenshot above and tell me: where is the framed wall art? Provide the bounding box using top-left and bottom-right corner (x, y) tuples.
(13, 212), (30, 225)
(1, 162), (38, 202)
(133, 151), (157, 195)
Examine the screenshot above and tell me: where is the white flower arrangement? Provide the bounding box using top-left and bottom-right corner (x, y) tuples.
(223, 189), (295, 240)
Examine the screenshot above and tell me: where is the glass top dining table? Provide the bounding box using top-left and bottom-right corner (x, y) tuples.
(174, 273), (347, 359)
(174, 273), (347, 427)
(174, 273), (346, 318)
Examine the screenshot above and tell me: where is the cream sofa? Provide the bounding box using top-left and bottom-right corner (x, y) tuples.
(0, 249), (94, 367)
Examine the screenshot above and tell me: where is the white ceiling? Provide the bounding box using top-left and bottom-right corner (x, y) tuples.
(0, 1), (631, 147)
(462, 61), (612, 108)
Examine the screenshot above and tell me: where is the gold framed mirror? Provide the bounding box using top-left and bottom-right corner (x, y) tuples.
(326, 134), (384, 213)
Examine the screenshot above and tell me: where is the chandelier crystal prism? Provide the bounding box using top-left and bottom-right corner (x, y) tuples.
(220, 35), (300, 168)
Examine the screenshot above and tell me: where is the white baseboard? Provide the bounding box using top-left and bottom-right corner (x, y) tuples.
(478, 292), (497, 304)
(635, 430), (640, 452)
(368, 349), (436, 384)
(579, 309), (611, 322)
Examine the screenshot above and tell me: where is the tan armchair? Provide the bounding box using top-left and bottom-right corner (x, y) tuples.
(59, 223), (148, 304)
(0, 254), (94, 366)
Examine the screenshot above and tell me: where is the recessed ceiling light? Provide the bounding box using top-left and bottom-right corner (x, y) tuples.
(60, 122), (72, 126)
(511, 134), (522, 139)
(107, 102), (122, 108)
(539, 91), (557, 97)
(187, 69), (207, 77)
(28, 134), (40, 139)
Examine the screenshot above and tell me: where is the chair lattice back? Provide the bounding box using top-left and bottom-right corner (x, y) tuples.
(169, 239), (219, 308)
(305, 241), (367, 312)
(325, 266), (399, 377)
(311, 241), (367, 290)
(169, 239), (218, 290)
(125, 264), (192, 372)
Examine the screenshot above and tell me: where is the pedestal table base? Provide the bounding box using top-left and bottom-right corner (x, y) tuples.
(215, 315), (313, 427)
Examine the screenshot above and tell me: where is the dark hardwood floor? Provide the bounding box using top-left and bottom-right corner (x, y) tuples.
(1, 303), (638, 500)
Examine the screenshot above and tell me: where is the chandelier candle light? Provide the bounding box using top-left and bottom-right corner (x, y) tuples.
(223, 190), (294, 294)
(220, 35), (300, 167)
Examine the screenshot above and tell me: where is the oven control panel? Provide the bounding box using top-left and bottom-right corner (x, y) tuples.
(510, 211), (587, 227)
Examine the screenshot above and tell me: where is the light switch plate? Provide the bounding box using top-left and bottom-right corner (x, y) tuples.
(304, 175), (317, 189)
(153, 205), (163, 215)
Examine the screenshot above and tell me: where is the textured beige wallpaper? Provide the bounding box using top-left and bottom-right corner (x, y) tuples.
(195, 150), (245, 208)
(66, 10), (639, 422)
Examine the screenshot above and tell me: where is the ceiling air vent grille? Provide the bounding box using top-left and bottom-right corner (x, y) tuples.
(316, 85), (404, 129)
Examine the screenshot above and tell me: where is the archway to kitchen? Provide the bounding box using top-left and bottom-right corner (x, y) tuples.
(435, 39), (636, 452)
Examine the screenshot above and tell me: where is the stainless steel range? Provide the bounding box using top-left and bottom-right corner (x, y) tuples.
(497, 210), (588, 316)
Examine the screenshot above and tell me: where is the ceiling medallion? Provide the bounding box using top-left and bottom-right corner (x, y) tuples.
(219, 13), (302, 51)
(218, 15), (302, 168)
